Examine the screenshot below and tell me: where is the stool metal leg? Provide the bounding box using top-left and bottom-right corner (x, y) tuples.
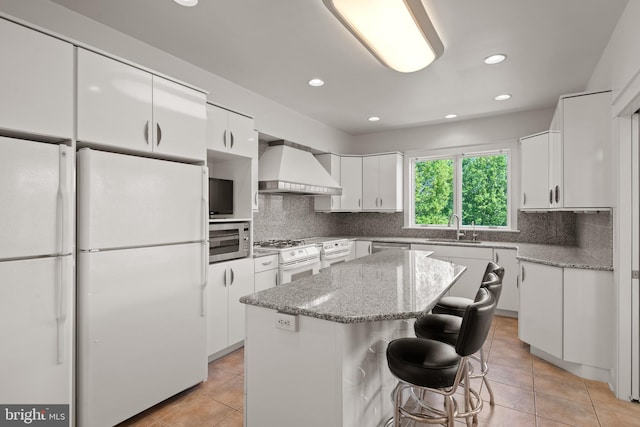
(479, 347), (495, 406)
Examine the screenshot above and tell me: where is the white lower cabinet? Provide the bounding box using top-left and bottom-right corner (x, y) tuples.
(518, 262), (563, 359)
(563, 269), (613, 368)
(254, 255), (278, 292)
(207, 258), (254, 357)
(493, 248), (519, 311)
(519, 261), (613, 372)
(355, 241), (372, 258)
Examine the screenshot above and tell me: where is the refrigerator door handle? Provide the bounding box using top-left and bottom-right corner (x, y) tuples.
(57, 145), (70, 256)
(201, 240), (207, 317)
(56, 256), (68, 364)
(200, 167), (208, 317)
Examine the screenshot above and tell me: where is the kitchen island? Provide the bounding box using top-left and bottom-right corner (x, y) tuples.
(240, 249), (466, 427)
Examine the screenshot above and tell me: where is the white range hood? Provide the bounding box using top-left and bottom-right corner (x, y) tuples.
(258, 144), (342, 196)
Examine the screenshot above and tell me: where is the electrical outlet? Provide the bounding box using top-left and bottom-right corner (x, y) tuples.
(275, 312), (298, 332)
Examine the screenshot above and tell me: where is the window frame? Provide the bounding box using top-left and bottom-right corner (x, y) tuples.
(406, 147), (514, 231)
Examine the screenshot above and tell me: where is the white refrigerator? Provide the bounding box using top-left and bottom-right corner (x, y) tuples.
(76, 148), (208, 427)
(0, 137), (74, 417)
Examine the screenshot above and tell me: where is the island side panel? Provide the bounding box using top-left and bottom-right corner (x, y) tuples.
(244, 305), (342, 427)
(244, 305), (417, 427)
(339, 318), (416, 426)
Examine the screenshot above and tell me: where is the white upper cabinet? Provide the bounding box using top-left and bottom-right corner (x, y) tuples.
(549, 91), (612, 209)
(520, 132), (550, 209)
(340, 156), (363, 211)
(206, 104), (256, 158)
(0, 18), (73, 139)
(314, 153), (342, 212)
(362, 153), (403, 212)
(77, 49), (206, 161)
(151, 75), (207, 160)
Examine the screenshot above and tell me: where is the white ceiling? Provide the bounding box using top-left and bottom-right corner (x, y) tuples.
(49, 0), (628, 135)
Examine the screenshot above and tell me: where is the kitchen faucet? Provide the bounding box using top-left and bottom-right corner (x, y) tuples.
(448, 214), (465, 240)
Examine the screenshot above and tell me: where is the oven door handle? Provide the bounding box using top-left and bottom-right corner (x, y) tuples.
(323, 250), (350, 260)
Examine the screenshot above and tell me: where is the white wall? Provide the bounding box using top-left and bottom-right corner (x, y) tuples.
(348, 107), (555, 155)
(0, 0), (352, 154)
(587, 1), (640, 97)
(583, 0), (640, 400)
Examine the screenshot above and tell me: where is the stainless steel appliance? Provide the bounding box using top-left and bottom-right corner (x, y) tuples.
(254, 240), (321, 285)
(303, 237), (352, 268)
(209, 221), (250, 263)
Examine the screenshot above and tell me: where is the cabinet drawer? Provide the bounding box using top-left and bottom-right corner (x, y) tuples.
(254, 255), (278, 273)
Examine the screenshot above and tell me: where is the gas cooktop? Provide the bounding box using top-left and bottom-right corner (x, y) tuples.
(254, 239), (308, 249)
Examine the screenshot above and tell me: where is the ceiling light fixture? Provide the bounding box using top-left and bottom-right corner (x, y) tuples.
(494, 94), (512, 101)
(484, 54), (506, 65)
(322, 0), (444, 73)
(308, 78), (325, 87)
(368, 116), (380, 122)
(444, 114), (457, 119)
(174, 0), (198, 6)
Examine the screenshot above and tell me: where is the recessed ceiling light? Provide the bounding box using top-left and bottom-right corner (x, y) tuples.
(484, 54), (507, 65)
(174, 0), (198, 6)
(444, 114), (457, 119)
(368, 116), (380, 122)
(308, 78), (325, 87)
(494, 94), (512, 101)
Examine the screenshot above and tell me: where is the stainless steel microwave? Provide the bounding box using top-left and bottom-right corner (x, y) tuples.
(209, 221), (250, 263)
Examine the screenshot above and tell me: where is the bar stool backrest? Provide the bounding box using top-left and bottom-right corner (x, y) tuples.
(483, 261), (504, 282)
(455, 288), (497, 357)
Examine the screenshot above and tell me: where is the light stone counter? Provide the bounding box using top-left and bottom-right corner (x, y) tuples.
(336, 236), (612, 271)
(240, 249), (466, 323)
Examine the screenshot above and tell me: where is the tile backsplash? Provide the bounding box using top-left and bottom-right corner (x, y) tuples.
(254, 193), (611, 255)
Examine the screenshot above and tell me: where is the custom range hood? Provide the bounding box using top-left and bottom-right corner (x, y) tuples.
(258, 142), (342, 196)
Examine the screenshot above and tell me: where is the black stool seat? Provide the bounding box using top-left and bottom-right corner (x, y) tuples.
(414, 313), (461, 346)
(432, 296), (472, 317)
(386, 338), (460, 389)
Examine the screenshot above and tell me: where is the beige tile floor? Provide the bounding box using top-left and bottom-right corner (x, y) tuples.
(117, 316), (640, 426)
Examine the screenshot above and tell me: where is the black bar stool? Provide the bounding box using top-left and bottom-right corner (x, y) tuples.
(432, 261), (504, 316)
(385, 288), (497, 427)
(414, 263), (504, 405)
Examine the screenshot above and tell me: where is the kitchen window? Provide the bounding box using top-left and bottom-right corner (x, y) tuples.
(409, 150), (511, 229)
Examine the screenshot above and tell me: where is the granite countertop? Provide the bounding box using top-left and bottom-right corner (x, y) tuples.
(333, 236), (612, 271)
(240, 249), (466, 324)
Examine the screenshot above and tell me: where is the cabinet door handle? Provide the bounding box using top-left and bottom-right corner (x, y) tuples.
(230, 131), (235, 149)
(223, 130), (227, 147)
(230, 268), (235, 285)
(262, 260), (273, 266)
(521, 265), (525, 282)
(549, 189), (553, 204)
(223, 270), (227, 287)
(156, 123), (162, 146)
(523, 193), (526, 206)
(555, 185), (560, 203)
(495, 252), (500, 263)
(368, 244), (371, 255)
(275, 271), (278, 286)
(255, 191), (258, 207)
(358, 198), (361, 208)
(380, 197), (383, 207)
(144, 121), (149, 144)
